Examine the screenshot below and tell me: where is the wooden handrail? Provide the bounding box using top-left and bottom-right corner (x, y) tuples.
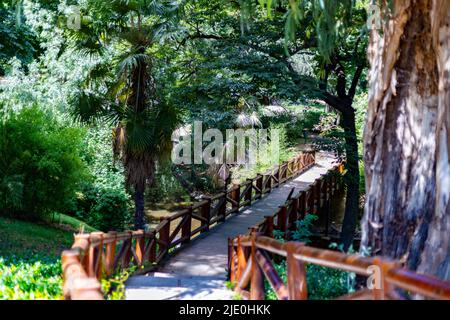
(62, 150), (318, 299)
(229, 235), (450, 300)
(227, 163), (450, 300)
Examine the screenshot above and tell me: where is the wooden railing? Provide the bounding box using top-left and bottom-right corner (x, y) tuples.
(243, 163), (345, 240)
(61, 151), (317, 299)
(228, 235), (450, 300)
(227, 169), (450, 300)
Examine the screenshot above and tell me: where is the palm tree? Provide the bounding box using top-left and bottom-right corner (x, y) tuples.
(69, 0), (182, 230)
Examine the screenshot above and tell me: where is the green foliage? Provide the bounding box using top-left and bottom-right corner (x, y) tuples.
(354, 92), (368, 148)
(69, 127), (133, 232)
(0, 3), (39, 76)
(353, 92), (368, 195)
(0, 255), (63, 300)
(291, 214), (318, 244)
(0, 106), (87, 219)
(265, 260), (354, 300)
(72, 184), (132, 232)
(305, 264), (355, 300)
(254, 0), (368, 62)
(274, 213), (318, 244)
(101, 266), (137, 300)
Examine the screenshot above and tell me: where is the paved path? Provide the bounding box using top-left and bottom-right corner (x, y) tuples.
(125, 153), (337, 300)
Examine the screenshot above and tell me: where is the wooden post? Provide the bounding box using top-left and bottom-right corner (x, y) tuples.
(148, 231), (157, 263)
(250, 231), (264, 300)
(228, 238), (233, 281)
(307, 189), (314, 215)
(236, 236), (246, 281)
(134, 230), (145, 267)
(324, 175), (331, 237)
(298, 192), (306, 219)
(286, 243), (308, 300)
(264, 216), (274, 238)
(281, 163), (287, 182)
(159, 217), (170, 255)
(232, 184), (240, 212)
(372, 258), (401, 300)
(245, 179), (253, 206)
(229, 238), (237, 283)
(219, 195), (227, 222)
(182, 207), (192, 245)
(289, 197), (299, 230)
(277, 206), (287, 234)
(299, 153), (305, 171)
(90, 232), (104, 279)
(312, 181), (319, 214)
(268, 174), (273, 192)
(201, 198), (211, 233)
(274, 167), (280, 188)
(71, 278), (103, 300)
(74, 234), (90, 272)
(123, 231), (133, 268)
(105, 231), (117, 277)
(293, 156), (299, 174)
(256, 174), (263, 199)
(319, 179), (326, 209)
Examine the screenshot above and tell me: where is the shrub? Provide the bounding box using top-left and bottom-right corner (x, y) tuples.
(73, 184), (132, 232)
(69, 127), (132, 232)
(0, 106), (87, 219)
(0, 255), (63, 300)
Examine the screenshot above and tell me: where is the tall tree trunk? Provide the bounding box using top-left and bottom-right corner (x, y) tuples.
(362, 0), (450, 279)
(125, 153), (155, 231)
(134, 185), (146, 230)
(125, 52), (155, 231)
(340, 108), (360, 250)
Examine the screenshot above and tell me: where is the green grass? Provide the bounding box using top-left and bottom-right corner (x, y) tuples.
(0, 216), (80, 258)
(43, 213), (98, 234)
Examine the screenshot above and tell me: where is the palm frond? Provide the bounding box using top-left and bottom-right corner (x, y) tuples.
(117, 52), (152, 79)
(70, 91), (108, 124)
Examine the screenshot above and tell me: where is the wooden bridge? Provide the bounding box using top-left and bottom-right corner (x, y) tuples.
(61, 151), (450, 300)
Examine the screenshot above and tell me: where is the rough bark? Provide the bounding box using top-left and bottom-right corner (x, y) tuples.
(418, 0), (450, 279)
(362, 0), (450, 279)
